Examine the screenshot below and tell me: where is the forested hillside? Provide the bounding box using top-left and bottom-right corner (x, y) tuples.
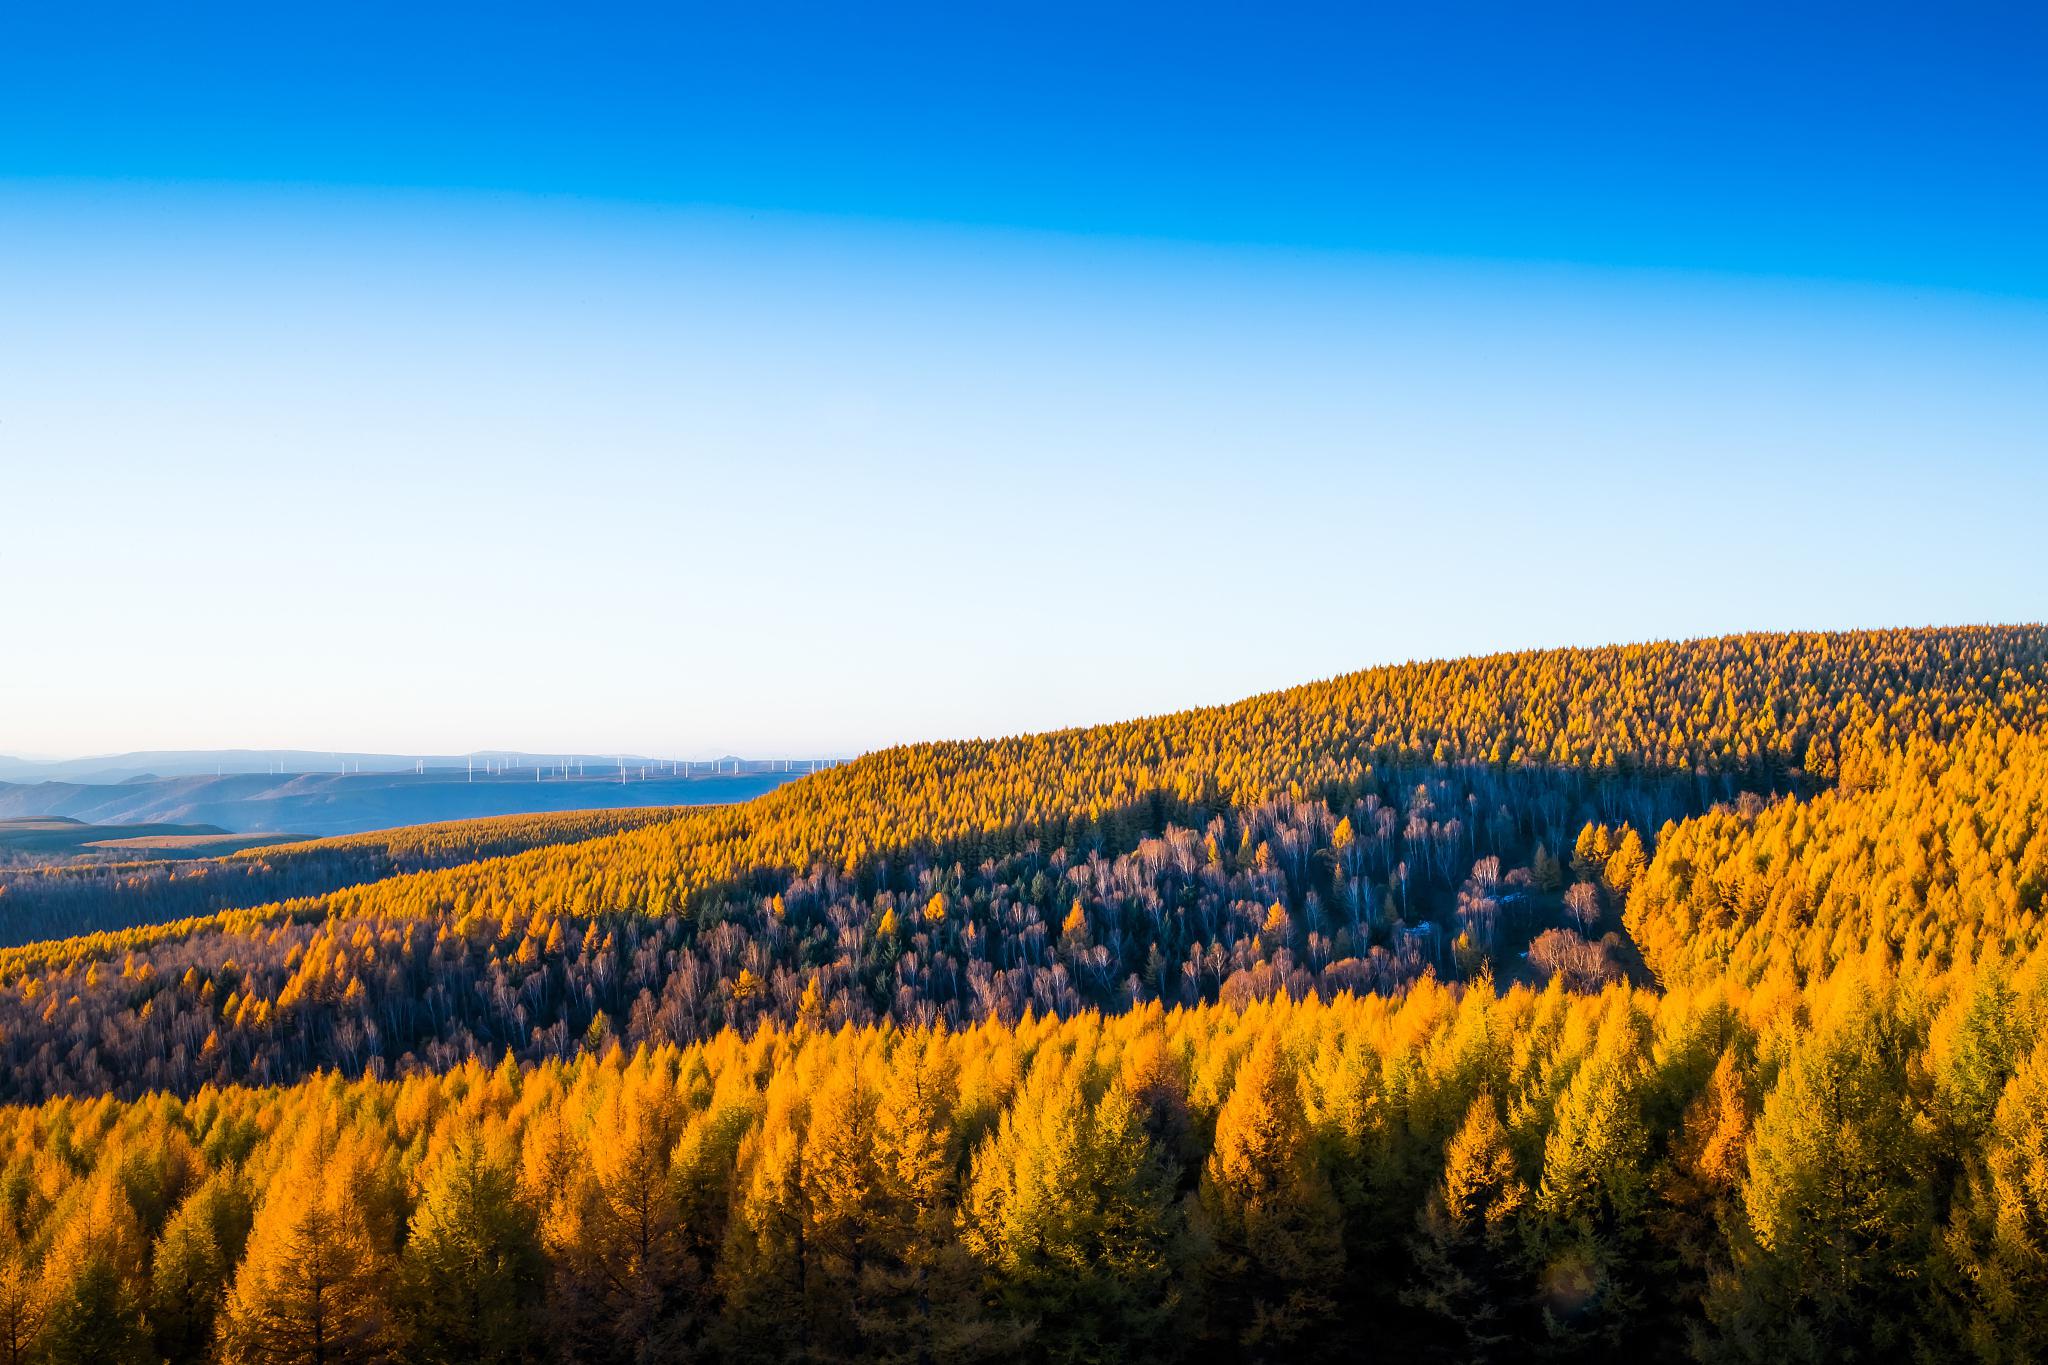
(0, 806), (691, 949)
(2, 626), (2047, 1362)
(1628, 724), (2048, 991)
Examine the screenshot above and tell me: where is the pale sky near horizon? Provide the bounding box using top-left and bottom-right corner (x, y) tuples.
(3, 5), (2044, 759)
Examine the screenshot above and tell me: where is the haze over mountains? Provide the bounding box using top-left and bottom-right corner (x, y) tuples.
(0, 749), (835, 783)
(0, 750), (839, 837)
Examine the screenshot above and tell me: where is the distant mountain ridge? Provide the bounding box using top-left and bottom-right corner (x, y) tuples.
(0, 749), (843, 784)
(0, 768), (803, 838)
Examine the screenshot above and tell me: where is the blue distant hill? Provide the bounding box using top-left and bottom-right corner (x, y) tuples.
(0, 767), (810, 838)
(0, 749), (839, 784)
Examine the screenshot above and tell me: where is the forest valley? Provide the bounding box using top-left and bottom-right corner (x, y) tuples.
(0, 625), (2043, 1362)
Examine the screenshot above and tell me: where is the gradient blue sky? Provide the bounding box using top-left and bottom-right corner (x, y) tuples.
(2, 2), (2044, 758)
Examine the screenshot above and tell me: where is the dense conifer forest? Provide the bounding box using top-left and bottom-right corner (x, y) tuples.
(2, 625), (2047, 1361)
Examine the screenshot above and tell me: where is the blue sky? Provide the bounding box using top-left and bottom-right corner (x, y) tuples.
(2, 3), (2044, 757)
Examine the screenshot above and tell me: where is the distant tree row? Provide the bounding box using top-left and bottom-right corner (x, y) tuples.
(0, 807), (687, 948)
